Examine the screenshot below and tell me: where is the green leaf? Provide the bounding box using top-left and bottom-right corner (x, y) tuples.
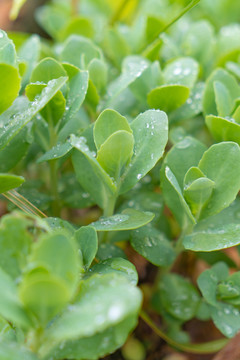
(30, 232), (81, 293)
(58, 16), (94, 41)
(214, 81), (233, 117)
(93, 109), (132, 151)
(211, 303), (240, 338)
(18, 35), (41, 88)
(183, 223), (240, 252)
(0, 213), (32, 279)
(184, 177), (215, 218)
(0, 174), (24, 193)
(88, 58), (107, 93)
(206, 115), (240, 145)
(19, 271), (72, 324)
(60, 35), (102, 69)
(198, 142), (240, 219)
(157, 273), (200, 321)
(147, 85), (190, 113)
(163, 57), (199, 88)
(87, 258), (138, 285)
(0, 342), (38, 360)
(0, 64), (21, 115)
(96, 244), (127, 261)
(197, 264), (240, 338)
(197, 262), (229, 306)
(45, 217), (75, 235)
(104, 28), (130, 68)
(217, 272), (240, 302)
(45, 274), (142, 341)
(120, 110), (168, 194)
(75, 226), (98, 270)
(226, 61), (240, 80)
(97, 130), (134, 180)
(130, 61), (163, 104)
(0, 97), (30, 172)
(0, 30), (18, 67)
(0, 77), (68, 150)
(160, 137), (207, 227)
(103, 56), (149, 107)
(184, 166), (205, 186)
(169, 82), (204, 123)
(203, 68), (240, 116)
(165, 166), (196, 225)
(30, 57), (67, 83)
(183, 197), (240, 251)
(42, 316), (138, 360)
(26, 83), (66, 126)
(58, 66), (89, 141)
(0, 268), (31, 328)
(130, 225), (176, 267)
(91, 209), (154, 231)
(37, 142), (72, 163)
(71, 134), (117, 209)
(35, 4), (69, 39)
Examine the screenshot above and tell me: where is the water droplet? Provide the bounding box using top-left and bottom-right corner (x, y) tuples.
(108, 305), (122, 321)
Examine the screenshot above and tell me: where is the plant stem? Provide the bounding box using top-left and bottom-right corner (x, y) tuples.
(140, 311), (228, 354)
(109, 0), (129, 26)
(100, 195), (117, 243)
(49, 159), (61, 217)
(48, 113), (60, 217)
(142, 0), (201, 57)
(28, 327), (44, 354)
(103, 195), (116, 218)
(71, 0), (78, 16)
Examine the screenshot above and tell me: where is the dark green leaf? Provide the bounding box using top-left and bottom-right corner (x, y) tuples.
(130, 225), (176, 267)
(75, 226), (98, 270)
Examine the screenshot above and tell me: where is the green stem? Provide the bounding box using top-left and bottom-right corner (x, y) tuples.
(103, 195), (116, 218)
(109, 0), (129, 26)
(142, 0), (201, 57)
(100, 195), (117, 243)
(140, 311), (228, 354)
(28, 327), (44, 354)
(48, 112), (60, 217)
(49, 159), (61, 217)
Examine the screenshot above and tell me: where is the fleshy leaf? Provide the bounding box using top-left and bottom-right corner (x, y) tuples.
(70, 134), (117, 209)
(75, 226), (98, 270)
(198, 142), (240, 219)
(0, 268), (31, 328)
(91, 209), (154, 231)
(87, 258), (138, 285)
(147, 85), (190, 112)
(120, 110), (168, 194)
(163, 57), (199, 88)
(0, 77), (68, 150)
(184, 177), (215, 218)
(93, 109), (132, 150)
(157, 273), (200, 321)
(130, 225), (176, 267)
(44, 274), (142, 341)
(165, 166), (196, 225)
(206, 115), (240, 145)
(0, 174), (24, 193)
(97, 130), (134, 180)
